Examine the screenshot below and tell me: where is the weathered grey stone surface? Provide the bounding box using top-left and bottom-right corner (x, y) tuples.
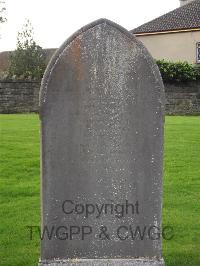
(39, 19), (165, 265)
(165, 82), (200, 114)
(0, 80), (40, 113)
(1, 80), (199, 114)
(39, 258), (165, 266)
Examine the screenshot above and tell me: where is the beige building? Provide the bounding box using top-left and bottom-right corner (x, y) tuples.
(131, 0), (200, 64)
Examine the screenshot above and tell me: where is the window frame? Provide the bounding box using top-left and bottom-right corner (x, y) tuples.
(196, 42), (200, 64)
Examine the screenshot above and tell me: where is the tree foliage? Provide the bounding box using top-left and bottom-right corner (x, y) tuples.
(0, 1), (6, 24)
(8, 19), (46, 80)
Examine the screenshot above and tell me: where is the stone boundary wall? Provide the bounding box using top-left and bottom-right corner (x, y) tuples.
(0, 81), (40, 113)
(165, 81), (200, 115)
(0, 80), (200, 114)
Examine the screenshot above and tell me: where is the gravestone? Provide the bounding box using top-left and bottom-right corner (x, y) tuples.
(39, 19), (165, 266)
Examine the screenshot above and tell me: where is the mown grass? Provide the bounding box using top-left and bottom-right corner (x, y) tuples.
(163, 116), (200, 265)
(0, 114), (200, 266)
(0, 114), (40, 266)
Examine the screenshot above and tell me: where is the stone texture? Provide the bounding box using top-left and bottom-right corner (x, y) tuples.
(39, 258), (165, 266)
(0, 80), (40, 113)
(165, 81), (200, 115)
(0, 81), (200, 114)
(39, 18), (165, 265)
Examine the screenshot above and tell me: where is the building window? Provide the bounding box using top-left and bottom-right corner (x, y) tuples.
(197, 43), (200, 64)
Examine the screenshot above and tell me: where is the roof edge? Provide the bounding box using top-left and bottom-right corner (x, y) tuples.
(131, 0), (200, 35)
(133, 27), (200, 36)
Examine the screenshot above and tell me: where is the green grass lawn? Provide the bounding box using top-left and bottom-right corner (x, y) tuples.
(0, 114), (200, 266)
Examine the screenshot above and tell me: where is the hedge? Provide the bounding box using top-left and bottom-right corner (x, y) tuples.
(156, 60), (200, 83)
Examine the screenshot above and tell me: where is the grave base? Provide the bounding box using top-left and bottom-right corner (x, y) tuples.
(39, 258), (165, 266)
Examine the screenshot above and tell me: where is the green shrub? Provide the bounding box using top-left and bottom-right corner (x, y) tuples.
(8, 19), (46, 81)
(156, 59), (200, 82)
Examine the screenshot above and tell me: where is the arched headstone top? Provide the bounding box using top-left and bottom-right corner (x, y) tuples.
(39, 18), (164, 116)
